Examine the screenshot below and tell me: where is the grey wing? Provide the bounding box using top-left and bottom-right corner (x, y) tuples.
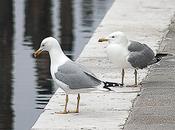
(75, 62), (96, 77)
(128, 43), (155, 69)
(55, 61), (101, 89)
(128, 41), (145, 52)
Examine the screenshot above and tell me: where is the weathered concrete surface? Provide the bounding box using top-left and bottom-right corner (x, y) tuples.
(31, 87), (139, 130)
(32, 0), (175, 129)
(123, 15), (175, 130)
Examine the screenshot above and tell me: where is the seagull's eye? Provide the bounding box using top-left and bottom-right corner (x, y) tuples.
(42, 44), (45, 47)
(112, 36), (115, 38)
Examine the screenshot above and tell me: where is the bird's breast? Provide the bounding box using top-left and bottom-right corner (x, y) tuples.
(106, 44), (130, 68)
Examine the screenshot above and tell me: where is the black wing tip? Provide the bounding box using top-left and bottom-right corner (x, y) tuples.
(103, 86), (112, 91)
(156, 53), (173, 58)
(103, 81), (123, 90)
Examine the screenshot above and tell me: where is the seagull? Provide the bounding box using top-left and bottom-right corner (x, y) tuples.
(98, 31), (169, 86)
(34, 37), (121, 114)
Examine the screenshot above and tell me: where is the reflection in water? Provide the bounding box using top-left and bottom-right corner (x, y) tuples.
(24, 0), (52, 47)
(81, 0), (93, 27)
(0, 0), (113, 130)
(0, 0), (14, 130)
(24, 0), (53, 109)
(60, 0), (74, 58)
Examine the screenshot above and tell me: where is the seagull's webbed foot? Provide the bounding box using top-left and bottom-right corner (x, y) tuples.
(67, 110), (79, 113)
(55, 111), (68, 114)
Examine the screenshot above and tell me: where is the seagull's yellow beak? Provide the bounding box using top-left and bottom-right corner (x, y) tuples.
(98, 38), (109, 42)
(34, 48), (43, 58)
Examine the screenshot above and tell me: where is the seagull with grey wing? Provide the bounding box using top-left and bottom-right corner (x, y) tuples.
(98, 31), (170, 86)
(34, 37), (121, 114)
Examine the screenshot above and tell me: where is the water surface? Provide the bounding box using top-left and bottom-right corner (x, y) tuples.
(0, 0), (113, 130)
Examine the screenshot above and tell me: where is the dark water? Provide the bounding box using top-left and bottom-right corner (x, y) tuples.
(0, 0), (113, 130)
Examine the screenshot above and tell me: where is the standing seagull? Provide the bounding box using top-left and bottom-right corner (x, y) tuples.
(34, 37), (120, 114)
(98, 31), (169, 86)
